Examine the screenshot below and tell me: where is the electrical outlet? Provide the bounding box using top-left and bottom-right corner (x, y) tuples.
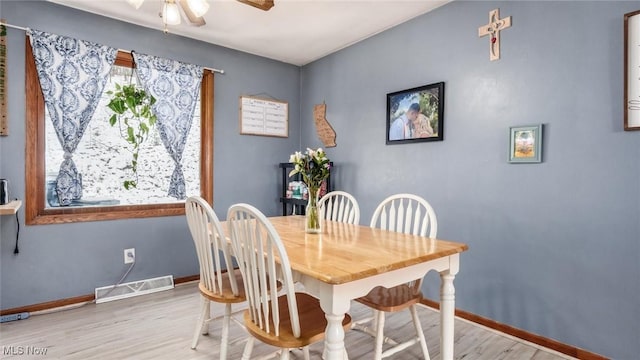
(124, 248), (135, 264)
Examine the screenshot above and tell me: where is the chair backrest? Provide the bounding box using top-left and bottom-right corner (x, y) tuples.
(370, 193), (438, 238)
(185, 196), (240, 297)
(370, 194), (438, 292)
(318, 191), (360, 225)
(227, 203), (300, 338)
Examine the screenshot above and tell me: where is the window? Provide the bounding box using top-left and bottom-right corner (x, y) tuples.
(44, 65), (202, 206)
(25, 40), (214, 225)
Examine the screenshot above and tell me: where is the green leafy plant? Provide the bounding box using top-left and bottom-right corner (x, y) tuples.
(106, 83), (157, 190)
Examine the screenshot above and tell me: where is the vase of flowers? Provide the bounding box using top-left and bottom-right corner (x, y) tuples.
(289, 148), (331, 233)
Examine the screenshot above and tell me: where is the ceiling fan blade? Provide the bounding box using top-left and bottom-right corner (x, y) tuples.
(126, 0), (144, 10)
(178, 0), (206, 26)
(237, 0), (274, 11)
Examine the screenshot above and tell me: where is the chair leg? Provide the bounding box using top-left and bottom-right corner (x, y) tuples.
(372, 309), (380, 331)
(409, 305), (430, 360)
(374, 311), (385, 360)
(302, 346), (310, 360)
(220, 303), (232, 360)
(191, 297), (209, 349)
(279, 348), (290, 360)
(203, 300), (211, 335)
(242, 337), (254, 360)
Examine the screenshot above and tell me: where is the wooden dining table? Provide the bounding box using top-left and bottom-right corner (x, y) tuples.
(264, 215), (468, 360)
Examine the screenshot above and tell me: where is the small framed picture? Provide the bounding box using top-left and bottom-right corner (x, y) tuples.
(624, 10), (640, 130)
(386, 82), (444, 144)
(509, 124), (542, 163)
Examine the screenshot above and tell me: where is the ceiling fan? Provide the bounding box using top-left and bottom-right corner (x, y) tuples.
(126, 0), (210, 27)
(126, 0), (275, 29)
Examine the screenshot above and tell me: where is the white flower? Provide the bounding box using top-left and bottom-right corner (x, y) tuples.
(289, 151), (302, 163)
(306, 148), (315, 158)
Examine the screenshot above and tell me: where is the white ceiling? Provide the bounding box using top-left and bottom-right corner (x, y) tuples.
(48, 0), (451, 66)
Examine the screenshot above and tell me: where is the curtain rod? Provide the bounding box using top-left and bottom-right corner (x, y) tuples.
(1, 22), (27, 31)
(0, 21), (225, 74)
(117, 49), (224, 74)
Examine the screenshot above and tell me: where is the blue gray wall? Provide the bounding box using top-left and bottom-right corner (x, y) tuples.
(2, 1), (639, 359)
(0, 1), (300, 309)
(300, 1), (639, 359)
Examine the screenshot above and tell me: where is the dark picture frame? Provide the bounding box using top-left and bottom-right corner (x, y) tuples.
(386, 82), (444, 145)
(509, 124), (542, 163)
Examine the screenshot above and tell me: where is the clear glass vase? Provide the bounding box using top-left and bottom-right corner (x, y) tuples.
(305, 186), (321, 234)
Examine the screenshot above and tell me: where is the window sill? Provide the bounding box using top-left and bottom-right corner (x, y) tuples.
(26, 203), (186, 225)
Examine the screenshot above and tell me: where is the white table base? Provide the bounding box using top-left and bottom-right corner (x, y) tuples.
(296, 253), (461, 360)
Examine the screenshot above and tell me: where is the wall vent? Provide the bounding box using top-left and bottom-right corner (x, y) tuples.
(95, 275), (174, 304)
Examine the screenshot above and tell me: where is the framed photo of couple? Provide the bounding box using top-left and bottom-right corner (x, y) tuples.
(386, 82), (444, 145)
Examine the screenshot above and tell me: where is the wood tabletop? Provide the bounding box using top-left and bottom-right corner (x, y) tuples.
(263, 216), (468, 285)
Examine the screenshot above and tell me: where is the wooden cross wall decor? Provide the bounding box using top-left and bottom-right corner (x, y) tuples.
(478, 8), (512, 61)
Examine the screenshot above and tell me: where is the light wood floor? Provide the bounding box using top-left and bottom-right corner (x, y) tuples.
(0, 282), (573, 360)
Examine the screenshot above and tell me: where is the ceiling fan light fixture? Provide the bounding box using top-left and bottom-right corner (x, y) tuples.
(185, 0), (210, 18)
(126, 0), (144, 10)
(162, 0), (182, 26)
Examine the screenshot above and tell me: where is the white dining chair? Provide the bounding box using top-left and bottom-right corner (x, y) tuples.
(185, 196), (246, 360)
(318, 190), (360, 225)
(227, 203), (352, 360)
(354, 193), (438, 360)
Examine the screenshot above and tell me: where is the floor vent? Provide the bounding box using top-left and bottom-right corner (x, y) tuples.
(95, 275), (174, 304)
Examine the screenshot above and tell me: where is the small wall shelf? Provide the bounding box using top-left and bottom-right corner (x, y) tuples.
(0, 200), (21, 215)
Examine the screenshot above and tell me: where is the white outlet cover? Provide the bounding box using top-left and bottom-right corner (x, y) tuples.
(124, 248), (135, 264)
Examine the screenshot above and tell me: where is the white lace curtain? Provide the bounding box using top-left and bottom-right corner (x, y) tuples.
(28, 29), (117, 206)
(132, 52), (203, 200)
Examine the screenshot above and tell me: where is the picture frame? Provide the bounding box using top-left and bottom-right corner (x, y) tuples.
(624, 10), (640, 130)
(509, 124), (542, 163)
(0, 21), (7, 136)
(386, 82), (444, 144)
(239, 95), (289, 137)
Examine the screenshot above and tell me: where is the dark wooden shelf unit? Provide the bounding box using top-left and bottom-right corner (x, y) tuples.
(279, 162), (332, 216)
